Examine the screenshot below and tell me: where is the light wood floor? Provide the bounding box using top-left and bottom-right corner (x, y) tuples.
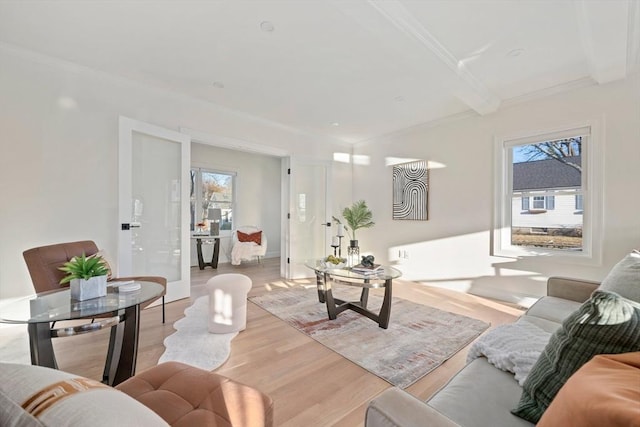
(24, 259), (524, 426)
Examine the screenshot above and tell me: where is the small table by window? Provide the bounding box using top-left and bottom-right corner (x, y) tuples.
(192, 235), (220, 270)
(0, 281), (164, 386)
(305, 260), (402, 329)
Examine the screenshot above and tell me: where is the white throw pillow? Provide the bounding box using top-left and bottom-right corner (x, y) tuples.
(598, 250), (640, 303)
(0, 363), (169, 427)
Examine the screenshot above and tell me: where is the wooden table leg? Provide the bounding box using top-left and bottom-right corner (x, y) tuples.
(315, 272), (326, 303)
(324, 280), (337, 320)
(378, 279), (393, 329)
(104, 305), (140, 386)
(211, 238), (220, 268)
(28, 322), (57, 369)
(196, 238), (205, 270)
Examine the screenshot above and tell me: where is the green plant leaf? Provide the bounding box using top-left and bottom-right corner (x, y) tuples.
(339, 200), (375, 241)
(58, 253), (108, 284)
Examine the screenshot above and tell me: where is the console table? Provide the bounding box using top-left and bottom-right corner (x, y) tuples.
(192, 235), (220, 270)
(0, 281), (164, 386)
(305, 260), (402, 329)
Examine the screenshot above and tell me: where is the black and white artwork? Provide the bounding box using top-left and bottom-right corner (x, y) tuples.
(393, 160), (429, 220)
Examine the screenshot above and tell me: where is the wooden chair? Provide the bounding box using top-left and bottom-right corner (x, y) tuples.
(23, 240), (166, 322)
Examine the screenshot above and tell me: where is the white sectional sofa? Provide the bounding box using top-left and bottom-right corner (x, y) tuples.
(365, 276), (600, 427)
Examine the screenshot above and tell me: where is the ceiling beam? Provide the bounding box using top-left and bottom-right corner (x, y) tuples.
(367, 0), (501, 115)
(576, 0), (634, 84)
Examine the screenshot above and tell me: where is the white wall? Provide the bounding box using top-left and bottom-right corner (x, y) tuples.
(352, 74), (640, 306)
(190, 143), (282, 264)
(0, 47), (352, 299)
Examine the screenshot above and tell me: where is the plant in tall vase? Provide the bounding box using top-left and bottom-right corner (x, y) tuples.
(333, 200), (375, 266)
(59, 253), (110, 301)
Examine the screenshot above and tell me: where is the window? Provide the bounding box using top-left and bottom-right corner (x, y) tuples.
(494, 123), (602, 262)
(522, 195), (555, 211)
(190, 168), (235, 233)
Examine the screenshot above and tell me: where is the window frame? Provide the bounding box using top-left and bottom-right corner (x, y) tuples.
(493, 122), (603, 264)
(190, 167), (237, 237)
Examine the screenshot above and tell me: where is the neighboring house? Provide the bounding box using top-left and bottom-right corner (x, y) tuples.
(511, 156), (583, 233)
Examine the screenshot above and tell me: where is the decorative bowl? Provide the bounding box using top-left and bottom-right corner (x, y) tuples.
(323, 258), (346, 269)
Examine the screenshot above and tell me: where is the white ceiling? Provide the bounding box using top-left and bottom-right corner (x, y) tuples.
(0, 0), (637, 144)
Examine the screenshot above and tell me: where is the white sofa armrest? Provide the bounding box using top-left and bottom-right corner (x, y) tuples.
(366, 387), (461, 427)
(547, 276), (599, 303)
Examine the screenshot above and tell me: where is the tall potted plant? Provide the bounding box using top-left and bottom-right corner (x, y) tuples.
(333, 200), (375, 266)
(59, 253), (109, 301)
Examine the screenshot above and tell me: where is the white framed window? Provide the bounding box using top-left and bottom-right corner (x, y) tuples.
(190, 168), (236, 235)
(493, 123), (602, 263)
(522, 195), (555, 211)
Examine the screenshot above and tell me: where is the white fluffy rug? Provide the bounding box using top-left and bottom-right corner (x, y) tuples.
(158, 296), (237, 371)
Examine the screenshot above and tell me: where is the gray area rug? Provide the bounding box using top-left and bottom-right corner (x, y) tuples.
(250, 286), (489, 388)
(159, 296), (236, 371)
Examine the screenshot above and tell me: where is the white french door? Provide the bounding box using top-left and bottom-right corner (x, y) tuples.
(118, 117), (190, 303)
(284, 157), (332, 279)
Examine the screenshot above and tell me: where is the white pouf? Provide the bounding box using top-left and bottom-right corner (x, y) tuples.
(205, 274), (252, 334)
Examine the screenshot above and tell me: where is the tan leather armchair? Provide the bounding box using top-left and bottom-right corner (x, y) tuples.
(23, 240), (166, 322)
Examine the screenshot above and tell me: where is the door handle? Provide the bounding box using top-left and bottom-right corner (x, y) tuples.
(322, 222), (332, 227)
(121, 223), (141, 230)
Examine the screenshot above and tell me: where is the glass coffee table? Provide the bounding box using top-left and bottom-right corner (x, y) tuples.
(0, 281), (164, 386)
(305, 260), (402, 329)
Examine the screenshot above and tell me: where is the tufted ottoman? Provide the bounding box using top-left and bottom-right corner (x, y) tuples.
(206, 274), (253, 333)
(116, 361), (273, 427)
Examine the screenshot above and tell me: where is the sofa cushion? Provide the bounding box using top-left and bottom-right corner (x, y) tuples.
(512, 291), (640, 424)
(428, 358), (533, 427)
(0, 363), (169, 427)
(524, 296), (583, 326)
(537, 352), (640, 427)
(598, 250), (640, 303)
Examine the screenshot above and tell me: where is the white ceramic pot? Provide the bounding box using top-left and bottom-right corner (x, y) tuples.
(70, 275), (108, 301)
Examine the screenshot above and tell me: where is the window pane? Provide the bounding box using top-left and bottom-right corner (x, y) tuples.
(191, 169), (234, 232)
(510, 137), (583, 251)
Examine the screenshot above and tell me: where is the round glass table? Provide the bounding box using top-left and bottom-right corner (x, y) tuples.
(0, 281), (164, 386)
(305, 260), (402, 329)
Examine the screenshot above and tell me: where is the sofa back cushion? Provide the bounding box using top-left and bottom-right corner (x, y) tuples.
(598, 250), (640, 303)
(0, 363), (169, 427)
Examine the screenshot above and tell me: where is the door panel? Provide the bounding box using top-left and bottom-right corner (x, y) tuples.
(287, 158), (331, 279)
(118, 117), (190, 302)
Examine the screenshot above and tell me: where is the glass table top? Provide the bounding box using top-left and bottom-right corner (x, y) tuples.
(0, 281), (164, 324)
(305, 259), (402, 281)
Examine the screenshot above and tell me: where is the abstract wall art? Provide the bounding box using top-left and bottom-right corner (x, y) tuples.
(393, 160), (429, 220)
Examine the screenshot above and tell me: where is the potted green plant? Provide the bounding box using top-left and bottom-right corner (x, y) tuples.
(59, 253), (109, 301)
(333, 200), (375, 247)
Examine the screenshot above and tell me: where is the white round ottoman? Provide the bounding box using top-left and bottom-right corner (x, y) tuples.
(205, 274), (252, 334)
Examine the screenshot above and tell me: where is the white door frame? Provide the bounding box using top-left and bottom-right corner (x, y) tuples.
(118, 116), (191, 303)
